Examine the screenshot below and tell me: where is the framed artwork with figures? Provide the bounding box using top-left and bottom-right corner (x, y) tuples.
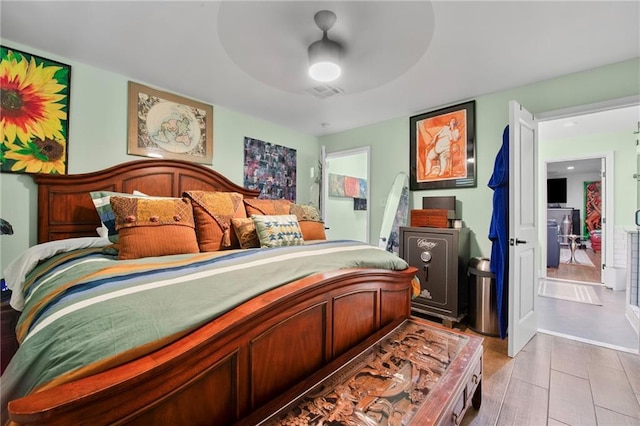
(127, 81), (213, 164)
(409, 100), (476, 190)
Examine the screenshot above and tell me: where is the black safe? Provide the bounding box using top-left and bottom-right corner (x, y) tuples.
(399, 226), (470, 324)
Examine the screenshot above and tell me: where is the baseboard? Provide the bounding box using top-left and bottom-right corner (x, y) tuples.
(537, 328), (639, 354)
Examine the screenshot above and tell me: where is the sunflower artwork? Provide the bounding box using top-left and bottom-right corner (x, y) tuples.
(1, 46), (71, 174)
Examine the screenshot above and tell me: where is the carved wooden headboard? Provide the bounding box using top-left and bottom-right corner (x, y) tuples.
(33, 159), (260, 243)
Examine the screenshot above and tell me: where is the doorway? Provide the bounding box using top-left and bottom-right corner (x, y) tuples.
(543, 157), (603, 285)
(535, 100), (640, 352)
(321, 147), (370, 243)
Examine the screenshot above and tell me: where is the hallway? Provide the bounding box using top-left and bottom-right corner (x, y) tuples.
(537, 281), (638, 352)
(541, 239), (638, 351)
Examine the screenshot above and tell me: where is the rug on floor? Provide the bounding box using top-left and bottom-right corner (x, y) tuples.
(559, 248), (595, 267)
(538, 280), (602, 305)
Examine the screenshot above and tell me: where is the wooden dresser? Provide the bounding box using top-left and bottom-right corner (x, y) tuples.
(245, 318), (483, 426)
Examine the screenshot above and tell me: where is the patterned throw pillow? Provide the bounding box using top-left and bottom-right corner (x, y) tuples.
(110, 196), (199, 260)
(290, 204), (325, 240)
(243, 199), (291, 216)
(183, 191), (247, 251)
(90, 191), (147, 243)
(289, 203), (322, 222)
(231, 217), (260, 249)
(251, 214), (304, 248)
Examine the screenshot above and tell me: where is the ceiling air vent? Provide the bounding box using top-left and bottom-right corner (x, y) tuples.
(305, 84), (345, 100)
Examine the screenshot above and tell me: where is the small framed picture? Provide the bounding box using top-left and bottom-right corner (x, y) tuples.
(409, 100), (476, 190)
(127, 81), (213, 164)
(353, 198), (367, 211)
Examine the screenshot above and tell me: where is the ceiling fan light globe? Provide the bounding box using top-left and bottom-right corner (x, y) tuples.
(309, 62), (341, 82)
(308, 33), (343, 82)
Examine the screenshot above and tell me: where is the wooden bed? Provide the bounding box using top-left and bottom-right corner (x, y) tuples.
(5, 159), (417, 425)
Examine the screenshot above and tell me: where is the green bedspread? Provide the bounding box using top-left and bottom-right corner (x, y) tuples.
(1, 240), (408, 418)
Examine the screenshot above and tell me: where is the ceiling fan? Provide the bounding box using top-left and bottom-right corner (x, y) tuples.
(307, 10), (344, 83)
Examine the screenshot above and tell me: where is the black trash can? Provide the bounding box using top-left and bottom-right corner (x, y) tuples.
(467, 257), (500, 336)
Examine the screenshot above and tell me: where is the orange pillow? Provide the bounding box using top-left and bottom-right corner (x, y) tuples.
(184, 191), (247, 251)
(243, 199), (291, 216)
(298, 220), (327, 240)
(110, 196), (199, 260)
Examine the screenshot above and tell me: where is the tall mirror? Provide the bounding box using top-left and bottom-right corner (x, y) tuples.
(378, 172), (410, 254)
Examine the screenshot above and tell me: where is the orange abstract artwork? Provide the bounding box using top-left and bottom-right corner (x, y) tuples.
(584, 180), (601, 234)
(415, 109), (467, 182)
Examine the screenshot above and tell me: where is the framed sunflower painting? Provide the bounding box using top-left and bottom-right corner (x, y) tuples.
(1, 46), (71, 174)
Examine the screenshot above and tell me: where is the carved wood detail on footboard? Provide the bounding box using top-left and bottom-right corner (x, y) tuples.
(7, 267), (416, 425)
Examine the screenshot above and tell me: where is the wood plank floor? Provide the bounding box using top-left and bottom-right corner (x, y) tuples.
(459, 330), (640, 426)
(546, 246), (601, 284)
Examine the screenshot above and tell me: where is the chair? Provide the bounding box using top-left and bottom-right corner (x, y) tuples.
(590, 229), (602, 252)
(547, 220), (561, 267)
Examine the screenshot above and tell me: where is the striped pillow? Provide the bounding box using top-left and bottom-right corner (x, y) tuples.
(90, 191), (147, 243)
(251, 214), (304, 248)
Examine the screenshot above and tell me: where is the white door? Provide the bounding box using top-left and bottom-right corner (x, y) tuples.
(508, 100), (539, 357)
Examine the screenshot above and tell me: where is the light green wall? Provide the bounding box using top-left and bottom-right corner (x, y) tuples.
(540, 131), (636, 227)
(0, 40), (318, 271)
(320, 58), (640, 258)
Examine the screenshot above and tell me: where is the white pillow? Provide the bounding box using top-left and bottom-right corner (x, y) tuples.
(4, 237), (111, 311)
(96, 225), (109, 238)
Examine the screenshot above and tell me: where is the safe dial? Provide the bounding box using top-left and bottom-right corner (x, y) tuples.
(420, 251), (432, 262)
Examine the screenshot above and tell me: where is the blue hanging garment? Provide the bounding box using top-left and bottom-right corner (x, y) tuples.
(488, 125), (509, 339)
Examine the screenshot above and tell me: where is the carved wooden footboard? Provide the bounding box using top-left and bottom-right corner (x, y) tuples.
(7, 267), (415, 425)
(246, 317), (484, 426)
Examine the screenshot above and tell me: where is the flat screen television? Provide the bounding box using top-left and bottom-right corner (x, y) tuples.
(547, 178), (567, 204)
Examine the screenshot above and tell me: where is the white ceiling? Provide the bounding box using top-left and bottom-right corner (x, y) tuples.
(1, 1), (639, 137)
(543, 104), (640, 176)
(541, 105), (640, 142)
(546, 158), (602, 177)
